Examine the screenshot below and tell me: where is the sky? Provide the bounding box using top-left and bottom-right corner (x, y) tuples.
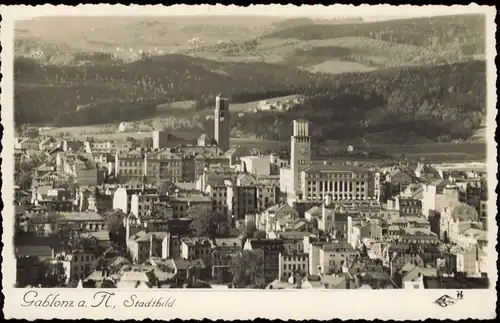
(8, 4), (492, 21)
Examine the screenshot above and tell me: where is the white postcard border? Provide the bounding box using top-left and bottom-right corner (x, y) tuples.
(1, 4), (497, 320)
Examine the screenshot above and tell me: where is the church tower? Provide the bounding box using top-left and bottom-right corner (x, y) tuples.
(291, 119), (311, 194)
(214, 94), (230, 153)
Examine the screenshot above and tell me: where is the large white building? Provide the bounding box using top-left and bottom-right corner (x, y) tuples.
(280, 119), (380, 203)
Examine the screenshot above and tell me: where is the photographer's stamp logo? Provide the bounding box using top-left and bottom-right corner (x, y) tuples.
(434, 291), (464, 308)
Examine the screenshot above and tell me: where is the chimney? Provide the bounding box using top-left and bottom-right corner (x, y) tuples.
(149, 234), (155, 258)
(79, 191), (84, 212)
(187, 266), (196, 287)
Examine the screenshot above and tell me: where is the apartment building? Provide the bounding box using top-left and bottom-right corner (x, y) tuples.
(299, 164), (380, 201)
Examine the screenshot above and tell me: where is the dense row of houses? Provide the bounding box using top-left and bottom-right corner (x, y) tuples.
(14, 114), (490, 289)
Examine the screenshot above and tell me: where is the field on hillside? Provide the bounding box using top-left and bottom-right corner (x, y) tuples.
(227, 94), (301, 113)
(16, 15), (485, 74)
(306, 59), (376, 74)
(15, 16), (283, 62)
(186, 33), (478, 73)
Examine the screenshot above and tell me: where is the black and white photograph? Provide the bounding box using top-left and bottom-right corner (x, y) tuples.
(1, 4), (497, 321)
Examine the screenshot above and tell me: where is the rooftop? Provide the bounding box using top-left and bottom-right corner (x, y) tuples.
(306, 206), (322, 217)
(129, 231), (169, 243)
(15, 245), (53, 259)
(274, 231), (309, 240)
(173, 258), (205, 270)
(403, 266), (438, 282)
(59, 211), (104, 222)
(170, 194), (212, 203)
(214, 237), (241, 248)
(323, 241), (355, 252)
(304, 164), (373, 174)
(266, 203), (295, 213)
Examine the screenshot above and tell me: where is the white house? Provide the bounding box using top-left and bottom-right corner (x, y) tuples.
(118, 122), (135, 133)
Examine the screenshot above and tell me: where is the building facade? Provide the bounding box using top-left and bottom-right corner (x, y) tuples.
(300, 165), (380, 201)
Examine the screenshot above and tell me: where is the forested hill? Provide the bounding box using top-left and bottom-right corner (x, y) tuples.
(14, 54), (314, 126)
(265, 14), (485, 55)
(15, 53), (486, 144)
(233, 60), (486, 143)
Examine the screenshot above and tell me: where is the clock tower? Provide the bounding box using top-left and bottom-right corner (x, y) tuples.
(291, 119), (311, 194)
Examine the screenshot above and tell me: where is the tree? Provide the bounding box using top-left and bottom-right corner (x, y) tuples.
(106, 212), (126, 249)
(229, 250), (266, 289)
(82, 279), (97, 288)
(443, 230), (450, 244)
(240, 221), (266, 246)
(361, 243), (368, 257)
(100, 279), (117, 288)
(141, 137), (153, 149)
(189, 206), (230, 239)
(159, 181), (175, 196)
(241, 220), (258, 240)
(451, 203), (479, 222)
(253, 230), (267, 239)
(216, 220), (231, 237)
(39, 260), (67, 287)
(15, 159), (42, 189)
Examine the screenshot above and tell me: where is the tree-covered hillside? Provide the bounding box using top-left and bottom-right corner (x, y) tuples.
(15, 52), (487, 144)
(14, 54), (314, 126)
(232, 60), (486, 143)
(265, 14), (485, 55)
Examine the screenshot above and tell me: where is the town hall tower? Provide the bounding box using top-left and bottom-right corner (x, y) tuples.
(214, 94), (230, 153)
(291, 119), (311, 194)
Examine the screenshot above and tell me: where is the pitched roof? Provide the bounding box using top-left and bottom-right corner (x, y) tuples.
(399, 262), (417, 274)
(389, 169), (413, 178)
(15, 245), (53, 258)
(60, 211), (104, 222)
(88, 231), (111, 241)
(274, 231), (309, 240)
(129, 231), (169, 243)
(37, 163), (55, 172)
(198, 133), (214, 142)
(321, 275), (347, 288)
(403, 266), (438, 282)
(214, 237), (241, 248)
(120, 271), (151, 282)
(306, 206), (322, 217)
(323, 241), (355, 252)
(266, 203), (295, 213)
(430, 179), (451, 188)
(173, 258), (205, 270)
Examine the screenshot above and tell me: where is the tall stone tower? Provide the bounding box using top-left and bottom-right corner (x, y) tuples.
(291, 119), (311, 194)
(214, 94), (230, 152)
